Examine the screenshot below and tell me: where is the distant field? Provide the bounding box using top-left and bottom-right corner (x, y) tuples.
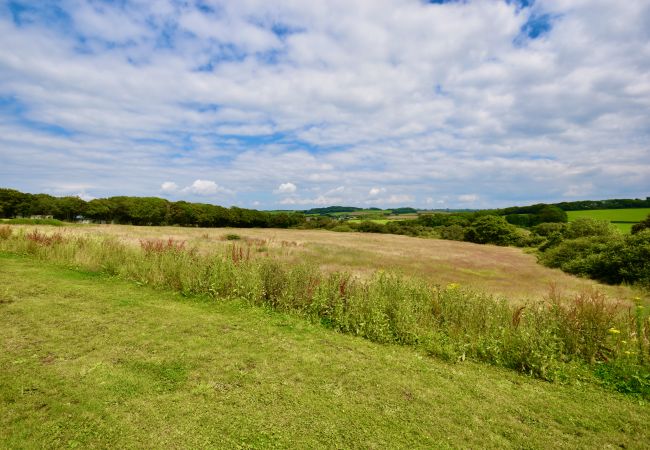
(566, 208), (650, 233)
(3, 255), (649, 448)
(346, 218), (391, 224)
(6, 224), (643, 301)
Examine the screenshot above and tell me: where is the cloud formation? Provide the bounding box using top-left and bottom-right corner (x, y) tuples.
(276, 182), (297, 194)
(0, 0), (648, 208)
(181, 179), (230, 196)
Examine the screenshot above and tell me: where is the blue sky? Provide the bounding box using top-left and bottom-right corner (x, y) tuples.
(0, 0), (648, 209)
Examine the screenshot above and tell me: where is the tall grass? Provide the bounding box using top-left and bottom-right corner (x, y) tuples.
(1, 227), (648, 394)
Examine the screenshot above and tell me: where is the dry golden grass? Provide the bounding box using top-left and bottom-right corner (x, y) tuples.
(11, 224), (642, 302)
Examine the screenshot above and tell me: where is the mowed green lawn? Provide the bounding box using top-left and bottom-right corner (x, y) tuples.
(567, 208), (650, 233)
(2, 254), (650, 449)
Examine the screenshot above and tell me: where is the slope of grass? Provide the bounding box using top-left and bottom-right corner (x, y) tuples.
(1, 253), (649, 449)
(567, 208), (650, 233)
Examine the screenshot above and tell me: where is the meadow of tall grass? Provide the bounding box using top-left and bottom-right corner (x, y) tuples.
(1, 225), (648, 395)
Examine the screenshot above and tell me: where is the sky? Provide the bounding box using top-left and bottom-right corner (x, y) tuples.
(0, 0), (649, 210)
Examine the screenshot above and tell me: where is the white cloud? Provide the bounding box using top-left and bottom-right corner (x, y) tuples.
(276, 182), (297, 194)
(458, 194), (478, 203)
(181, 179), (230, 196)
(161, 181), (178, 192)
(0, 1), (648, 207)
(366, 194), (414, 205)
(76, 192), (96, 201)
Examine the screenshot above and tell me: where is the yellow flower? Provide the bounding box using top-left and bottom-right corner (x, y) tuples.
(621, 340), (627, 344)
(608, 327), (621, 334)
(447, 283), (460, 290)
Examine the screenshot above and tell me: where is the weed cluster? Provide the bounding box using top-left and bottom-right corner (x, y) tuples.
(140, 238), (187, 254)
(0, 225), (12, 240)
(1, 229), (648, 396)
(25, 230), (65, 246)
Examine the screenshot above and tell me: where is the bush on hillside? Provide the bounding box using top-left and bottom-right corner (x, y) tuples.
(564, 217), (617, 239)
(465, 215), (520, 246)
(539, 230), (650, 285)
(532, 222), (567, 237)
(439, 224), (466, 241)
(505, 214), (533, 227)
(632, 214), (650, 234)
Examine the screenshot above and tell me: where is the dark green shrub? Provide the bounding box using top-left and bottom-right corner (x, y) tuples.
(532, 222), (567, 237)
(465, 215), (520, 246)
(224, 233), (241, 240)
(331, 224), (353, 232)
(418, 213), (470, 227)
(532, 205), (568, 225)
(439, 224), (466, 241)
(357, 220), (386, 233)
(595, 362), (650, 397)
(505, 214), (532, 227)
(564, 217), (616, 239)
(540, 230), (650, 285)
(631, 214), (650, 234)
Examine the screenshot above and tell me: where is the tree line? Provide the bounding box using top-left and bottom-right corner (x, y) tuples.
(0, 188), (303, 228)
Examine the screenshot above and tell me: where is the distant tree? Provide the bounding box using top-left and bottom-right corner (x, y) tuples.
(29, 194), (59, 216)
(390, 207), (418, 215)
(418, 213), (470, 227)
(166, 201), (196, 226)
(85, 198), (116, 222)
(532, 205), (568, 225)
(125, 197), (168, 225)
(55, 196), (87, 221)
(505, 214), (533, 227)
(0, 188), (30, 217)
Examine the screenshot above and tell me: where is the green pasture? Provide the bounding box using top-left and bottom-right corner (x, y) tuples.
(567, 208), (650, 233)
(347, 218), (391, 224)
(2, 254), (650, 448)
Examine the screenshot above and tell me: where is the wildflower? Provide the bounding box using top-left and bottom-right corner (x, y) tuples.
(621, 340), (627, 345)
(447, 283), (460, 290)
(625, 351), (631, 355)
(608, 327), (621, 334)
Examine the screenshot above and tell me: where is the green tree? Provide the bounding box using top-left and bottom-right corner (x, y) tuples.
(532, 205), (568, 225)
(465, 215), (520, 246)
(29, 194), (59, 216)
(0, 188), (30, 218)
(55, 196), (87, 221)
(85, 198), (116, 222)
(564, 217), (617, 239)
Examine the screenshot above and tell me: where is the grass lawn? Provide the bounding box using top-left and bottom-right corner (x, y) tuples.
(567, 208), (650, 233)
(1, 253), (649, 449)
